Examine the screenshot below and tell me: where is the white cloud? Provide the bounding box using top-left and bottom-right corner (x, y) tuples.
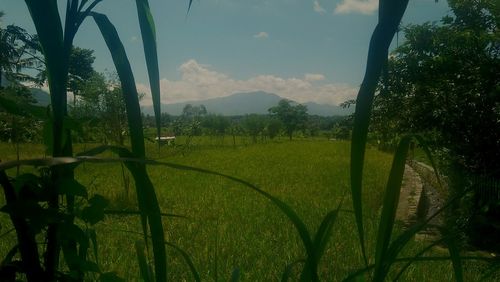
(304, 73), (325, 82)
(313, 0), (326, 14)
(137, 59), (358, 108)
(253, 31), (269, 39)
(334, 0), (378, 15)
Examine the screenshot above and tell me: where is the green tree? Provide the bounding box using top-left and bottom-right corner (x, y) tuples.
(372, 0), (500, 251)
(0, 12), (43, 87)
(373, 0), (500, 175)
(68, 47), (96, 107)
(266, 118), (282, 139)
(243, 114), (266, 143)
(268, 99), (308, 140)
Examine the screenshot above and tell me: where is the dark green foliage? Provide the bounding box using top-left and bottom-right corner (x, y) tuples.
(0, 16), (43, 87)
(68, 47), (96, 100)
(372, 0), (499, 175)
(269, 99), (308, 140)
(371, 0), (500, 252)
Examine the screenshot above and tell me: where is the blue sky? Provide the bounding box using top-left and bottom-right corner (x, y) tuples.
(2, 0), (450, 106)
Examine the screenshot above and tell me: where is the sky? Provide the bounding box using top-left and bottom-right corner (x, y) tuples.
(1, 0), (451, 106)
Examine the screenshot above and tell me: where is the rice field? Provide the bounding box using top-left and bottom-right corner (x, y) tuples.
(0, 138), (494, 281)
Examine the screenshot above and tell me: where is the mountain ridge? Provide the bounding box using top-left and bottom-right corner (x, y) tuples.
(142, 91), (352, 116)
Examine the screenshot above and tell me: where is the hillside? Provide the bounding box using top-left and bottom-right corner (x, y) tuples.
(142, 91), (352, 116)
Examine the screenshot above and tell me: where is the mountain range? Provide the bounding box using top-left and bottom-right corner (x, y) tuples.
(142, 91), (353, 116)
(29, 89), (353, 116)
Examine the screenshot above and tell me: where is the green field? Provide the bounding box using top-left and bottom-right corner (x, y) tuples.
(0, 139), (493, 281)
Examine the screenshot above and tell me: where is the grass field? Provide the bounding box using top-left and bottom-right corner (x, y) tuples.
(0, 138), (494, 281)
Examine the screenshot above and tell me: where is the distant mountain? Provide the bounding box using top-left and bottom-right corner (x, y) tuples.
(142, 91), (352, 116)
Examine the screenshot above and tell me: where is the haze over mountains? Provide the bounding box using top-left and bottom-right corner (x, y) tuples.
(29, 89), (353, 116)
(142, 91), (353, 116)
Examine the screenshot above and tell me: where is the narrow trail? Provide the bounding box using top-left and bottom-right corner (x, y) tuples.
(396, 162), (444, 239)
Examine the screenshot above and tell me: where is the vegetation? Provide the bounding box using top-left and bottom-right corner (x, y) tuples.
(269, 99), (308, 140)
(0, 0), (499, 281)
(1, 140), (497, 281)
(371, 0), (500, 253)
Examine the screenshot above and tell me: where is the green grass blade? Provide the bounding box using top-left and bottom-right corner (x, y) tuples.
(373, 136), (411, 281)
(135, 240), (153, 282)
(91, 12), (145, 156)
(92, 13), (166, 282)
(349, 1), (410, 265)
(444, 235), (464, 282)
(165, 242), (201, 282)
(134, 0), (162, 147)
(313, 200), (343, 261)
(24, 0), (67, 156)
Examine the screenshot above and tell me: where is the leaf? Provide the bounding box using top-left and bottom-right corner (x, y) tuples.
(444, 235), (464, 282)
(135, 0), (162, 148)
(373, 136), (411, 281)
(12, 173), (40, 196)
(81, 194), (109, 225)
(57, 177), (88, 198)
(91, 12), (145, 157)
(92, 15), (167, 282)
(58, 223), (88, 248)
(349, 0), (410, 266)
(135, 240), (153, 282)
(313, 200), (343, 261)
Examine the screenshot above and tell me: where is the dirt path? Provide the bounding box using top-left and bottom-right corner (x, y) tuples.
(396, 162), (444, 239)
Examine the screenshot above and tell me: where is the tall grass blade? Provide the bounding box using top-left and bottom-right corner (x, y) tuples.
(349, 0), (409, 265)
(92, 12), (167, 282)
(373, 136), (411, 281)
(444, 235), (464, 282)
(134, 0), (162, 147)
(24, 0), (67, 156)
(135, 240), (153, 282)
(313, 200), (343, 261)
(91, 12), (145, 157)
